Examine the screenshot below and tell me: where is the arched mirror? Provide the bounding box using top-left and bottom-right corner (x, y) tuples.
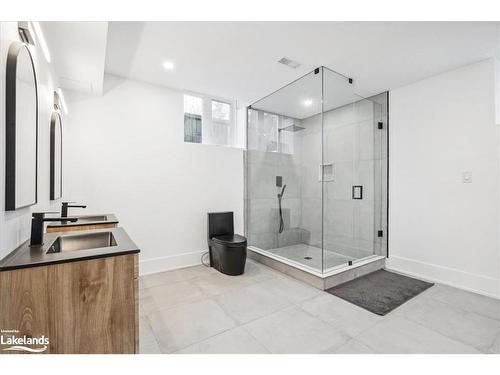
(50, 112), (63, 200)
(5, 42), (38, 210)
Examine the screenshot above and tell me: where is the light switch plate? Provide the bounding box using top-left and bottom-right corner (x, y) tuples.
(462, 171), (472, 183)
(352, 185), (363, 199)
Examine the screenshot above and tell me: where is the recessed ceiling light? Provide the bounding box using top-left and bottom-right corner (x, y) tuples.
(162, 61), (174, 70)
(303, 99), (313, 107)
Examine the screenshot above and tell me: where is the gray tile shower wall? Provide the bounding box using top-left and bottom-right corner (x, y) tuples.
(246, 108), (303, 250)
(247, 148), (303, 250)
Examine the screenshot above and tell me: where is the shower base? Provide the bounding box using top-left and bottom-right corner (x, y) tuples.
(248, 246), (385, 290)
(265, 243), (353, 271)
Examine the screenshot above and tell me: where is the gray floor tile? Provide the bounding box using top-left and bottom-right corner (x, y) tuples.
(179, 264), (219, 278)
(148, 299), (236, 353)
(139, 260), (499, 354)
(255, 276), (322, 305)
(141, 269), (186, 289)
(356, 316), (480, 354)
(192, 272), (253, 296)
(139, 301), (147, 317)
(489, 333), (500, 353)
(394, 296), (499, 352)
(328, 338), (375, 354)
(140, 280), (206, 314)
(300, 294), (382, 337)
(424, 284), (500, 321)
(175, 327), (269, 354)
(239, 260), (280, 283)
(243, 306), (350, 353)
(141, 265), (217, 289)
(139, 316), (161, 354)
(214, 281), (292, 324)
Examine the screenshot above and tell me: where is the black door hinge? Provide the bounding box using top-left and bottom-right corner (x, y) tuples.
(377, 230), (383, 237)
(378, 121), (383, 129)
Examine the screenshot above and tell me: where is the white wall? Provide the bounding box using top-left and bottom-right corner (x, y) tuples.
(64, 75), (244, 275)
(0, 22), (63, 260)
(387, 59), (500, 298)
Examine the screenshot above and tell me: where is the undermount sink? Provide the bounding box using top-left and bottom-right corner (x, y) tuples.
(47, 232), (117, 254)
(77, 215), (108, 222)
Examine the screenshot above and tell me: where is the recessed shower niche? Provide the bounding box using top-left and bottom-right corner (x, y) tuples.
(245, 67), (388, 286)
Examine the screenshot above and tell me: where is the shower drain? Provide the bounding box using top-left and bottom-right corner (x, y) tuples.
(304, 256), (312, 260)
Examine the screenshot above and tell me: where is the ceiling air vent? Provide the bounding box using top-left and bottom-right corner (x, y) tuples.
(278, 57), (301, 69)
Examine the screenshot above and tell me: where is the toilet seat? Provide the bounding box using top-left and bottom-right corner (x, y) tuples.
(211, 234), (246, 246)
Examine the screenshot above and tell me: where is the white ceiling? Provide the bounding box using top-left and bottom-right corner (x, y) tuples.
(41, 21), (108, 95)
(104, 21), (500, 106)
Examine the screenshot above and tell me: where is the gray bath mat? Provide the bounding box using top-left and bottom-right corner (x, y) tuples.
(326, 270), (434, 316)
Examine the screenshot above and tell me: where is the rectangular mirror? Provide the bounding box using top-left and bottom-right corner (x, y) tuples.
(5, 42), (38, 210)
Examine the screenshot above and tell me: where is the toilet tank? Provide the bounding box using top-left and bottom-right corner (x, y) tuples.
(207, 211), (234, 241)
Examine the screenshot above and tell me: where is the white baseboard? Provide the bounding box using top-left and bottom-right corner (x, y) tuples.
(386, 255), (500, 300)
(139, 250), (208, 276)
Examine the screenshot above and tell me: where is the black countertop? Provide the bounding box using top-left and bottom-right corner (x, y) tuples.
(0, 227), (140, 272)
(46, 213), (119, 229)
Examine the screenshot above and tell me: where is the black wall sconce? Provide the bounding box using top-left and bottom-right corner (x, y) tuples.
(18, 22), (35, 45)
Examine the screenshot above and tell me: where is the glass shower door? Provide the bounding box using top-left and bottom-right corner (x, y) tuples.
(322, 67), (387, 272)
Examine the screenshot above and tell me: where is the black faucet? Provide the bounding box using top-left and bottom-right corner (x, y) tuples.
(61, 201), (87, 217)
(30, 212), (78, 247)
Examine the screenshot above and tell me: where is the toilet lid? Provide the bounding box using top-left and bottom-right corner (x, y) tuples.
(212, 234), (247, 245)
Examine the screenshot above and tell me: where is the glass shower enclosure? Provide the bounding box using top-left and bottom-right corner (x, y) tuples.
(245, 67), (388, 276)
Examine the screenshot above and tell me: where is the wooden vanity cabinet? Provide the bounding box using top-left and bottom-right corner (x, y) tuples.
(0, 254), (138, 354)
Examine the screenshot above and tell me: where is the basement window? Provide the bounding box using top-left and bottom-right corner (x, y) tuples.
(184, 95), (203, 143)
(184, 93), (241, 148)
(212, 100), (231, 123)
